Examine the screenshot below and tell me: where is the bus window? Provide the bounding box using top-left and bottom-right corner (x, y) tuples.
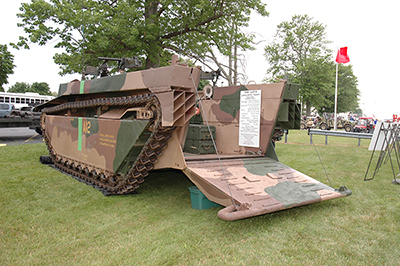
(0, 97), (4, 102)
(5, 97), (9, 103)
(11, 98), (15, 103)
(16, 98), (20, 103)
(21, 98), (25, 104)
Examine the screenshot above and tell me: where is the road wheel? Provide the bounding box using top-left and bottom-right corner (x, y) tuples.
(320, 123), (328, 130)
(300, 123), (306, 130)
(345, 125), (352, 132)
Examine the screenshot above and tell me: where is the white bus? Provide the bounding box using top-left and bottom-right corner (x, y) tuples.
(0, 92), (54, 109)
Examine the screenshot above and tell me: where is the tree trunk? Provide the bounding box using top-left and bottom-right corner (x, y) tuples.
(145, 56), (160, 69)
(233, 23), (238, 85)
(144, 0), (160, 69)
(228, 38), (233, 86)
(305, 100), (312, 116)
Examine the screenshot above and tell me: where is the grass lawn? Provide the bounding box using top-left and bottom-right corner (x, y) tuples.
(0, 130), (399, 265)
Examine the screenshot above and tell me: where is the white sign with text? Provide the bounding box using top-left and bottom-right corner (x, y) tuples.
(239, 90), (261, 148)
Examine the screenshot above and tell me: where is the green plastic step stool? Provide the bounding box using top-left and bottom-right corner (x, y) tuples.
(188, 186), (222, 210)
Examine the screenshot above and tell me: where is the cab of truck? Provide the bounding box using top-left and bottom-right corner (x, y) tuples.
(0, 103), (14, 118)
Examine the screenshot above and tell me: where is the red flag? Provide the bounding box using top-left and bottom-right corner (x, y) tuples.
(336, 47), (350, 64)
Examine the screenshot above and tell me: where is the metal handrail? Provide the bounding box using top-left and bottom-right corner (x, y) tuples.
(308, 129), (373, 146)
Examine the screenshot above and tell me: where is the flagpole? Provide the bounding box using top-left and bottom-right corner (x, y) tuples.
(334, 46), (350, 131)
(334, 62), (338, 131)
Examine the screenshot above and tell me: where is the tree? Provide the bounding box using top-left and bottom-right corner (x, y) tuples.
(295, 56), (335, 114)
(8, 81), (52, 95)
(8, 82), (30, 93)
(318, 64), (359, 114)
(207, 38), (250, 86)
(31, 82), (52, 95)
(13, 0), (268, 76)
(0, 44), (15, 92)
(204, 20), (256, 86)
(264, 14), (334, 115)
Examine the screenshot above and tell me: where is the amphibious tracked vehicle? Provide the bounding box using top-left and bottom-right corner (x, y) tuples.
(38, 55), (351, 221)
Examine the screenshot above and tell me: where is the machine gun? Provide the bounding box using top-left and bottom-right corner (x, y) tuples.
(84, 56), (142, 77)
(200, 69), (221, 87)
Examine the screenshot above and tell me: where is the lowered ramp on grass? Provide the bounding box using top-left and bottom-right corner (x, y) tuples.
(183, 155), (351, 221)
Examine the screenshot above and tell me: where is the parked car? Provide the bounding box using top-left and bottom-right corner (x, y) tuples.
(0, 103), (14, 118)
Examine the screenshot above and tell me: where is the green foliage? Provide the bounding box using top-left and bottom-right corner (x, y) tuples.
(195, 79), (209, 91)
(1, 131), (399, 265)
(319, 64), (359, 113)
(13, 0), (268, 75)
(8, 82), (30, 93)
(264, 15), (332, 76)
(0, 44), (15, 92)
(293, 55), (335, 113)
(30, 82), (52, 95)
(8, 81), (52, 95)
(264, 15), (359, 115)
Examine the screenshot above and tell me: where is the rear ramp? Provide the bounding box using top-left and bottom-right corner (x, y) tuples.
(183, 155), (351, 221)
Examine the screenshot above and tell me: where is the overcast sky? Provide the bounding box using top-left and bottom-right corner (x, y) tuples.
(1, 0), (399, 119)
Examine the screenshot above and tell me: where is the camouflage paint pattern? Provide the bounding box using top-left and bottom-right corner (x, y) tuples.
(40, 56), (351, 220)
(318, 117), (356, 131)
(45, 115), (149, 174)
(181, 80), (351, 220)
(43, 63), (201, 129)
(40, 60), (201, 180)
(58, 65), (201, 97)
(183, 156), (351, 220)
(199, 82), (286, 155)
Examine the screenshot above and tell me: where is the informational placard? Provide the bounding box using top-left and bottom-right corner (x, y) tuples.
(239, 90), (261, 148)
